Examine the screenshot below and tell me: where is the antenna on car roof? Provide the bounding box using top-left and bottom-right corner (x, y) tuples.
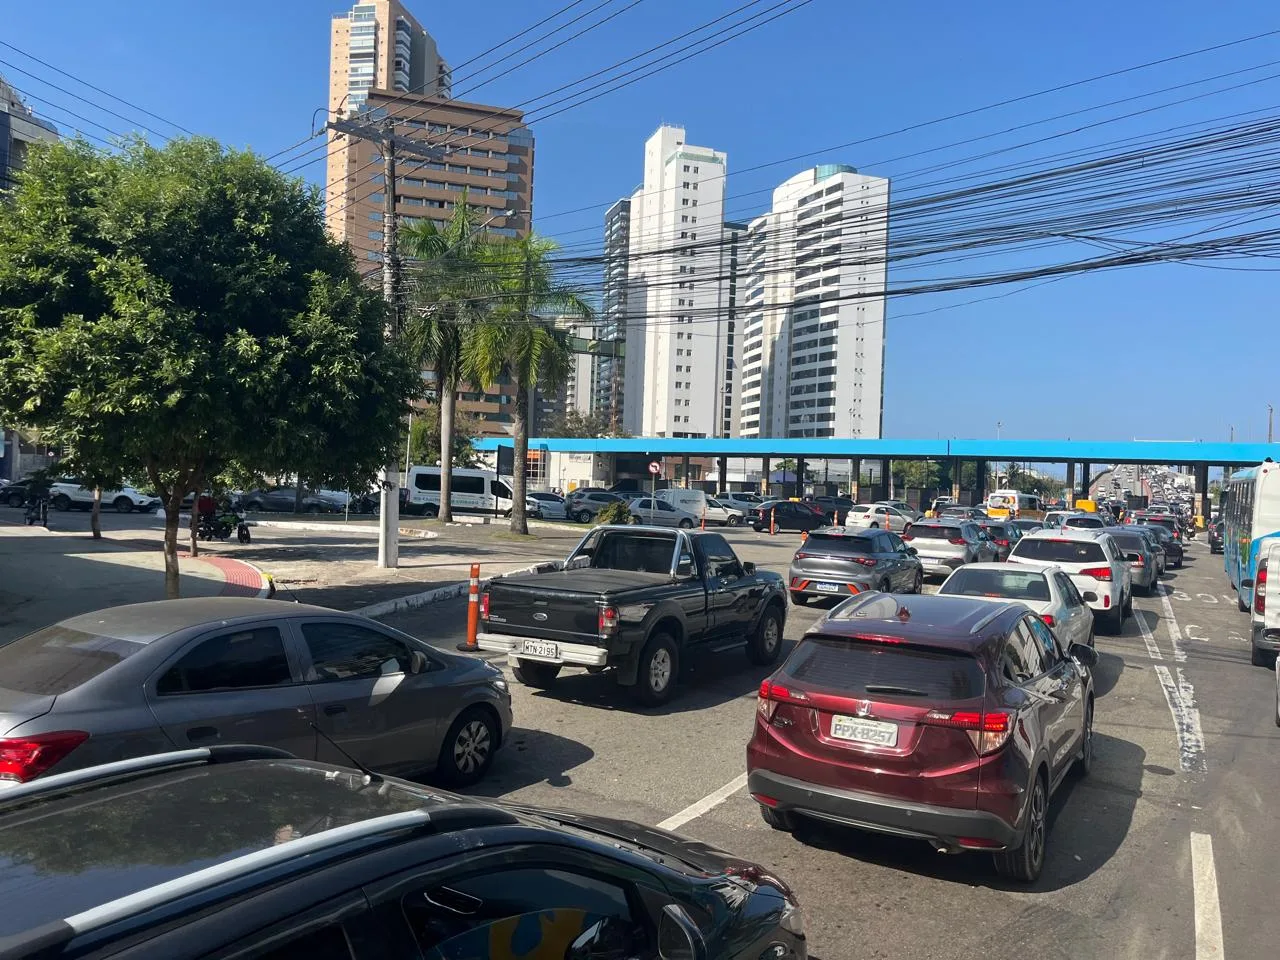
(298, 711), (382, 783)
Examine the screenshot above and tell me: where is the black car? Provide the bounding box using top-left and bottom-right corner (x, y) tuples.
(0, 748), (806, 960)
(976, 520), (1023, 561)
(241, 486), (343, 514)
(1209, 520), (1224, 554)
(750, 499), (829, 532)
(477, 526), (787, 705)
(1137, 519), (1184, 568)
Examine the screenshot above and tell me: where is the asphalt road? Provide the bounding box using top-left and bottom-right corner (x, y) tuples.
(383, 528), (1269, 960)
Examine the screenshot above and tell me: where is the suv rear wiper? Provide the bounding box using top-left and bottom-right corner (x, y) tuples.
(862, 684), (930, 696)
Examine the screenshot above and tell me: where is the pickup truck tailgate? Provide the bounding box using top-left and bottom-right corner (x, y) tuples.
(485, 569), (672, 643)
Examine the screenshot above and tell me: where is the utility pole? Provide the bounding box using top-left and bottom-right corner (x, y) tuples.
(1269, 404), (1274, 444)
(329, 113), (443, 568)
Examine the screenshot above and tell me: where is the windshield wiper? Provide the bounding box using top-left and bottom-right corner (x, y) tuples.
(863, 684), (930, 696)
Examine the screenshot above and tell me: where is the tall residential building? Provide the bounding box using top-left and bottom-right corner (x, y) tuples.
(0, 73), (58, 192)
(536, 318), (598, 433)
(738, 164), (889, 439)
(328, 1), (450, 118)
(621, 125), (734, 439)
(593, 197), (631, 428)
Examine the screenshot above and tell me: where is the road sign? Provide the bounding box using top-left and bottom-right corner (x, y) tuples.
(648, 461), (662, 475)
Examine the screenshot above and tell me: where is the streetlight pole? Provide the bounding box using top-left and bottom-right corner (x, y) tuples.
(1268, 405), (1274, 444)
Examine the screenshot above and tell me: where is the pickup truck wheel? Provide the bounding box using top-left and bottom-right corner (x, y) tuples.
(748, 607), (784, 665)
(632, 633), (679, 706)
(512, 659), (561, 688)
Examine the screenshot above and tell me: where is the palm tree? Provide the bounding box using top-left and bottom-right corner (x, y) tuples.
(400, 201), (495, 522)
(467, 235), (592, 534)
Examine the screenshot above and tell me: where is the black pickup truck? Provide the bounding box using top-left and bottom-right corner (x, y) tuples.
(477, 525), (788, 705)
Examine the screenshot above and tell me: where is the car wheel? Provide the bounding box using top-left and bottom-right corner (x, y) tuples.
(576, 509), (592, 524)
(1104, 606), (1124, 634)
(1076, 700), (1094, 777)
(760, 805), (795, 832)
(869, 522), (879, 529)
(912, 569), (924, 594)
(512, 659), (561, 688)
(5, 492), (23, 508)
(51, 494), (71, 512)
(790, 591), (809, 606)
(245, 500), (264, 513)
(437, 706), (498, 786)
(1122, 592), (1133, 617)
(632, 632), (679, 706)
(678, 518), (694, 529)
(1251, 644), (1274, 668)
(748, 606), (784, 665)
(306, 504), (323, 515)
(752, 524), (764, 533)
(113, 496), (134, 514)
(994, 772), (1047, 883)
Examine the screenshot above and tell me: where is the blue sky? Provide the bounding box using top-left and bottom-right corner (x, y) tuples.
(4, 0), (1278, 444)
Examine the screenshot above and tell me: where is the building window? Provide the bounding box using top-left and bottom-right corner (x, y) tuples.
(683, 165), (690, 172)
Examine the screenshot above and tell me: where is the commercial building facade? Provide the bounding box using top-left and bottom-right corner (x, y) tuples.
(738, 164), (889, 439)
(0, 73), (58, 192)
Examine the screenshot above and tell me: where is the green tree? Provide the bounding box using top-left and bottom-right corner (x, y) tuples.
(407, 406), (481, 468)
(401, 200), (498, 523)
(0, 138), (416, 597)
(467, 236), (591, 535)
(546, 408), (623, 439)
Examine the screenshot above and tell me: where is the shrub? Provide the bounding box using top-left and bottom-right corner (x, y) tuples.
(595, 500), (633, 525)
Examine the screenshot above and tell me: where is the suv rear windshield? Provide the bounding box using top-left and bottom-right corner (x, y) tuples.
(1011, 538), (1106, 564)
(801, 533), (876, 555)
(1142, 516), (1177, 530)
(1109, 534), (1148, 552)
(940, 568), (1051, 602)
(0, 625), (144, 695)
(784, 636), (985, 699)
(908, 525), (962, 540)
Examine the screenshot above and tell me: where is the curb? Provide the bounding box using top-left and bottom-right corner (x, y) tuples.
(354, 559), (557, 619)
(249, 519), (439, 539)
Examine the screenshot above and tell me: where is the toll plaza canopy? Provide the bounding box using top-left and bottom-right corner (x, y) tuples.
(475, 436), (1280, 468)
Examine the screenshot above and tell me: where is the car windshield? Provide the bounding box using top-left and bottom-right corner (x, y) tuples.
(783, 636), (985, 700)
(940, 568), (1052, 601)
(801, 533), (877, 555)
(0, 625), (147, 695)
(1012, 538), (1107, 564)
(909, 525), (962, 540)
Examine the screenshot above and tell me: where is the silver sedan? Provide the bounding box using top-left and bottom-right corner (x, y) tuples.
(627, 497), (699, 528)
(938, 562), (1096, 648)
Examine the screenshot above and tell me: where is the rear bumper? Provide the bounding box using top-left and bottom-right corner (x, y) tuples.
(747, 769), (1017, 848)
(788, 568), (875, 596)
(476, 631), (610, 667)
(1251, 623), (1280, 652)
(918, 555), (964, 575)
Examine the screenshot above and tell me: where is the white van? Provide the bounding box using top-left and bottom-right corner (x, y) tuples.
(655, 487), (708, 519)
(405, 466), (513, 517)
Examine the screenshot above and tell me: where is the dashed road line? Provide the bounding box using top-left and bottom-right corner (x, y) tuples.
(1159, 583), (1187, 661)
(1154, 665), (1207, 773)
(656, 773), (747, 832)
(1191, 832), (1225, 960)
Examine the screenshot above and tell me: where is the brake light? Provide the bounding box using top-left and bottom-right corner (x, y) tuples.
(1040, 614), (1055, 627)
(758, 679), (809, 721)
(598, 605), (620, 636)
(948, 538), (967, 545)
(1256, 561), (1268, 615)
(1131, 556), (1145, 567)
(0, 731), (89, 783)
(995, 539), (1010, 547)
(1078, 566), (1113, 581)
(923, 710), (1012, 755)
(794, 552), (810, 560)
(901, 534), (914, 541)
(479, 591), (490, 620)
(852, 557), (877, 567)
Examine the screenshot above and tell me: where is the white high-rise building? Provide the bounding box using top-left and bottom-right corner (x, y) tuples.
(738, 164), (889, 439)
(622, 125), (736, 438)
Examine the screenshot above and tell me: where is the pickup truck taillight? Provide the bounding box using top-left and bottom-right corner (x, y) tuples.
(1256, 561), (1268, 615)
(479, 591), (489, 620)
(598, 605), (620, 636)
(1078, 566), (1113, 581)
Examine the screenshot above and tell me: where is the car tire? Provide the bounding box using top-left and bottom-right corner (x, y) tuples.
(994, 771), (1048, 883)
(752, 524), (764, 533)
(869, 522), (879, 529)
(726, 515), (740, 526)
(1104, 606), (1124, 634)
(748, 606), (784, 666)
(1250, 644), (1274, 668)
(878, 578), (892, 594)
(790, 591), (809, 606)
(245, 500), (264, 513)
(113, 496), (134, 514)
(760, 805), (795, 832)
(51, 494), (71, 512)
(306, 504), (322, 515)
(912, 569), (924, 594)
(1076, 700), (1094, 777)
(5, 492), (23, 508)
(576, 509), (592, 524)
(1122, 592), (1133, 618)
(678, 518), (694, 529)
(437, 706), (499, 786)
(632, 632), (679, 706)
(512, 659), (561, 688)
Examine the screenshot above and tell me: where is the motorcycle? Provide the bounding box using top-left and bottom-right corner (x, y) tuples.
(24, 496), (49, 527)
(197, 508), (251, 544)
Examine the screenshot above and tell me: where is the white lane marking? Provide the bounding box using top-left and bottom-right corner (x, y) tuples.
(1159, 584), (1187, 661)
(1195, 593), (1219, 605)
(1185, 624), (1209, 643)
(657, 773), (748, 832)
(1190, 832), (1225, 960)
(1136, 611), (1163, 660)
(1221, 595), (1235, 604)
(1154, 664), (1207, 772)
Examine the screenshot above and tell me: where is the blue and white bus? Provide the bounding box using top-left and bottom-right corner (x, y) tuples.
(1222, 460), (1280, 611)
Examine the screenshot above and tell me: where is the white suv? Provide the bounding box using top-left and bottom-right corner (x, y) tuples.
(1007, 528), (1132, 633)
(49, 480), (162, 514)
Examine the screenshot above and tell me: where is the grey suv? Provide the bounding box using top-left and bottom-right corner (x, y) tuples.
(904, 519), (998, 577)
(566, 490), (625, 523)
(789, 528), (924, 604)
(0, 597), (512, 787)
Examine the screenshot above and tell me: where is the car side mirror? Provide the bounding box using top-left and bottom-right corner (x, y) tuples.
(907, 547), (919, 556)
(1083, 591), (1099, 603)
(658, 904), (707, 960)
(742, 561), (756, 575)
(409, 650), (430, 675)
(1069, 643), (1099, 667)
(567, 917), (645, 960)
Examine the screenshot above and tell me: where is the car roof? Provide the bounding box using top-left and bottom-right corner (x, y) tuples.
(912, 517), (965, 526)
(808, 527), (877, 540)
(812, 592), (1020, 651)
(952, 561), (1059, 576)
(1020, 528), (1103, 541)
(53, 598), (339, 645)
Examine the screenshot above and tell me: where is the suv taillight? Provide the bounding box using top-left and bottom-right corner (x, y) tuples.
(479, 591), (489, 620)
(1078, 566), (1113, 581)
(1256, 561), (1268, 615)
(757, 678), (809, 722)
(0, 731), (89, 783)
(598, 605), (620, 636)
(923, 710), (1011, 755)
(948, 537), (967, 546)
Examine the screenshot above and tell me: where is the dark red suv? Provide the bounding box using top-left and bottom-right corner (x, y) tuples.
(746, 592), (1098, 882)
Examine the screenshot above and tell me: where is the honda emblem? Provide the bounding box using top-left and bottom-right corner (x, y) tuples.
(854, 700), (872, 718)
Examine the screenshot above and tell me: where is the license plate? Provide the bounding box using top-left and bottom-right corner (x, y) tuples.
(814, 582), (840, 593)
(520, 639), (559, 660)
(831, 715), (899, 747)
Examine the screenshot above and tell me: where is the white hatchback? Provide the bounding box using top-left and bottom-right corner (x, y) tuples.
(939, 562), (1096, 649)
(1007, 529), (1132, 633)
(844, 503), (913, 533)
